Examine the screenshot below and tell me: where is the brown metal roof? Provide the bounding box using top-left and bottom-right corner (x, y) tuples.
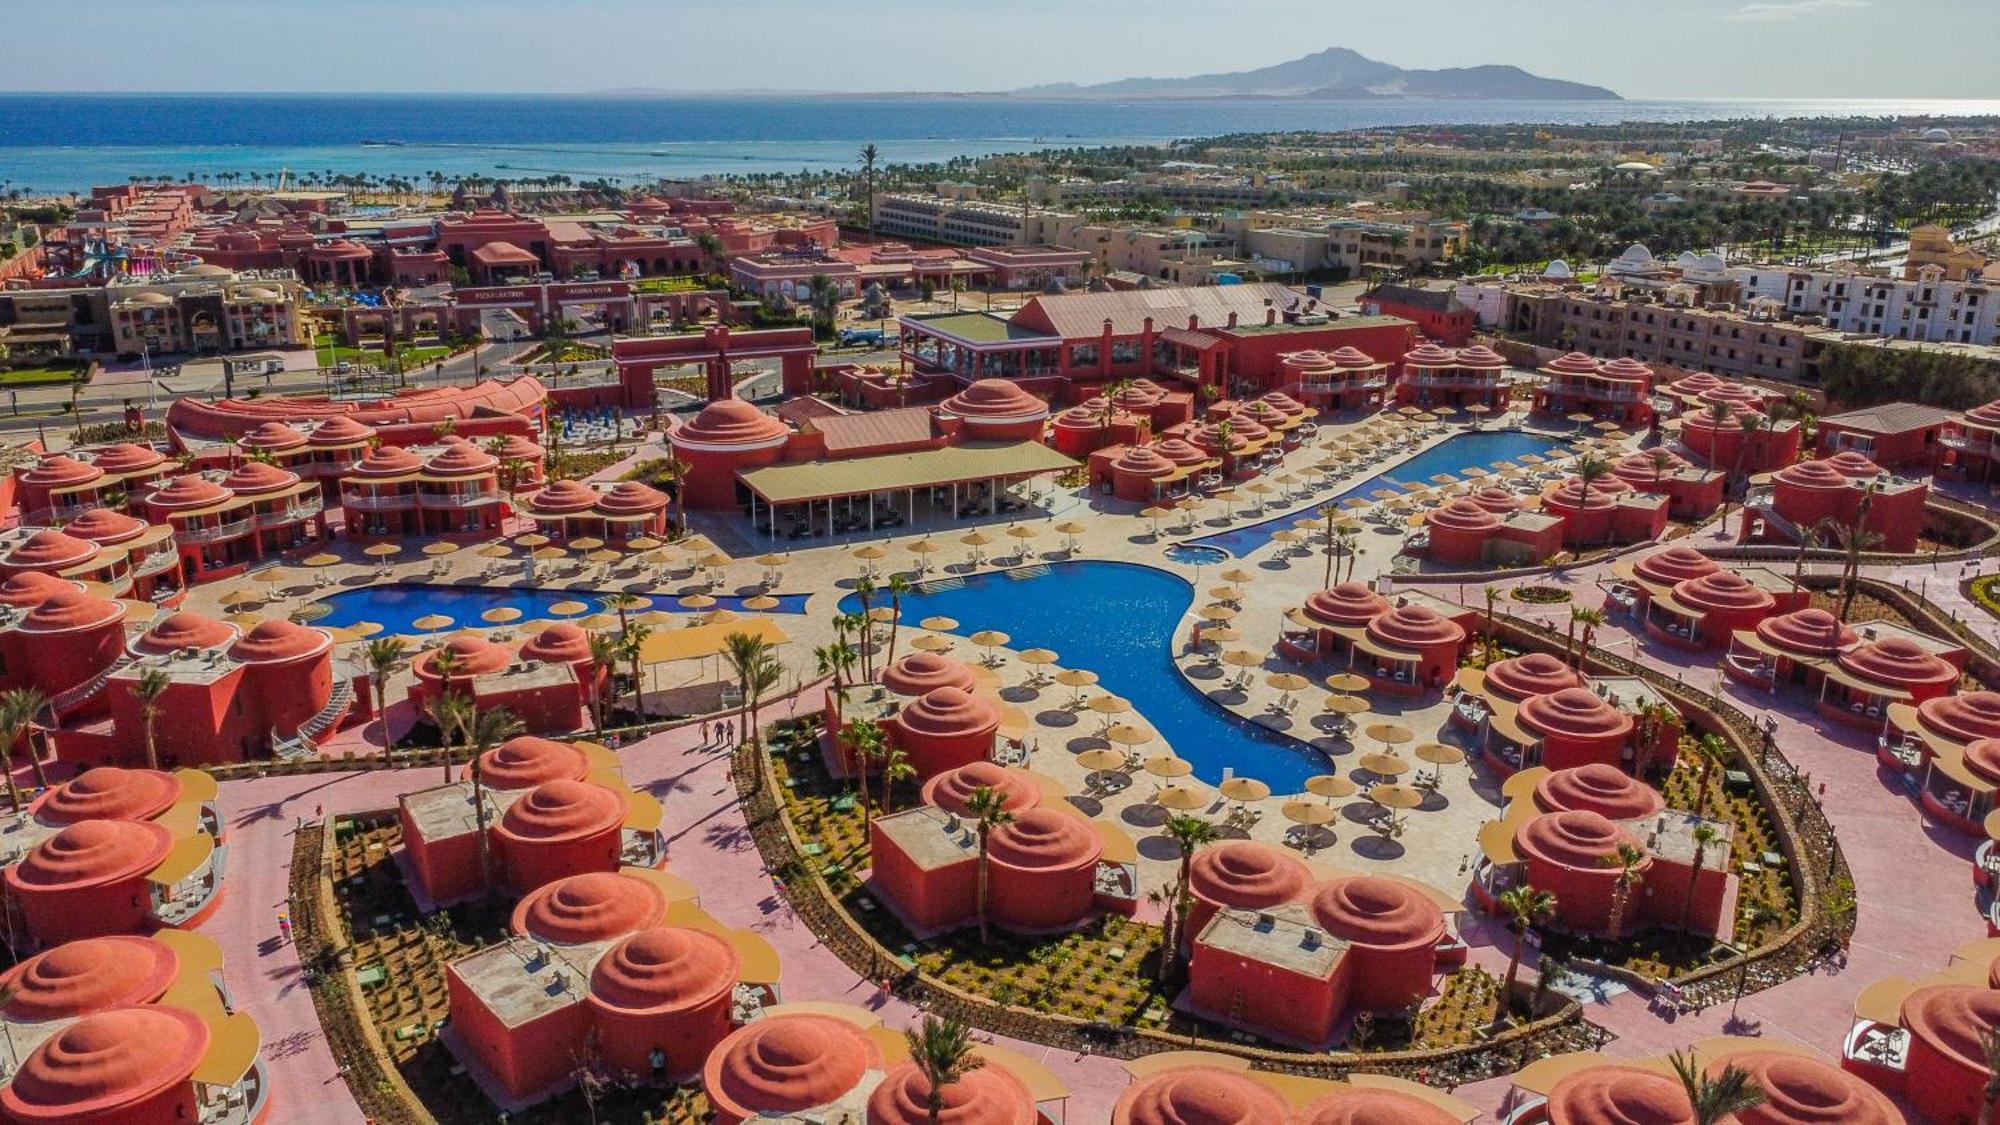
(1017, 282), (1309, 339)
(1821, 402), (1956, 435)
(813, 407), (936, 454)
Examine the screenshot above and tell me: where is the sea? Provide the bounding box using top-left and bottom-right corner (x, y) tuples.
(2, 93), (1998, 195)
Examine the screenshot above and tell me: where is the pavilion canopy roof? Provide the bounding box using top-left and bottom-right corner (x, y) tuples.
(738, 442), (1076, 506)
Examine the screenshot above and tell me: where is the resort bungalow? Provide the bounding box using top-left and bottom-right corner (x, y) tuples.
(1817, 630), (1962, 729)
(138, 463), (328, 585)
(1455, 659), (1682, 777)
(0, 1001), (274, 1125)
(1532, 353), (1657, 429)
(1392, 343), (1509, 412)
(0, 527), (142, 602)
(1724, 607), (1860, 692)
(1507, 1044), (1896, 1125)
(1113, 1058), (1475, 1125)
(11, 443), (172, 527)
(1538, 474), (1668, 549)
(1281, 346), (1391, 413)
(1421, 495), (1563, 567)
(1636, 567), (1808, 652)
(1677, 403), (1801, 478)
(1945, 396), (2000, 482)
(1610, 447), (1725, 519)
(397, 736), (663, 905)
(1478, 807), (1733, 939)
(1743, 451), (1930, 554)
(1816, 402), (1957, 472)
(337, 438), (521, 543)
(1350, 598), (1473, 697)
(1842, 967), (2000, 1124)
(1885, 691), (2000, 805)
(867, 802), (1130, 934)
(405, 633), (587, 736)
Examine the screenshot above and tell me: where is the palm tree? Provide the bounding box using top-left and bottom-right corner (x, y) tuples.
(619, 622), (653, 728)
(1702, 400), (1734, 468)
(804, 273), (841, 337)
(362, 637), (408, 765)
(1688, 733), (1731, 818)
(840, 718), (886, 819)
(964, 784), (1015, 945)
(1318, 502), (1341, 587)
(881, 746), (916, 815)
(1496, 884), (1558, 1023)
(1669, 1049), (1764, 1125)
(903, 1015), (984, 1125)
(883, 575), (911, 669)
(856, 144), (881, 240)
(1571, 607), (1606, 673)
(431, 690), (475, 783)
(1632, 701), (1683, 779)
(1835, 481), (1882, 621)
(603, 591), (641, 633)
(1572, 453), (1613, 541)
(0, 689), (46, 812)
(1648, 449), (1675, 496)
(1978, 1026), (2000, 1125)
(1160, 814), (1220, 980)
(586, 631), (622, 734)
(1603, 842), (1648, 939)
(852, 577), (877, 679)
(1682, 823), (1720, 932)
(722, 632), (784, 755)
(466, 706), (524, 895)
(130, 667), (171, 772)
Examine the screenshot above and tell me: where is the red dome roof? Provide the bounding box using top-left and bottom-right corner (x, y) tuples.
(20, 455), (103, 489)
(511, 870), (668, 944)
(1680, 406), (1766, 434)
(1966, 399), (2000, 430)
(1544, 1064), (1691, 1125)
(529, 479), (602, 514)
(496, 779), (626, 844)
(882, 652), (978, 697)
(1189, 839), (1313, 912)
(589, 926), (739, 1015)
(2, 936), (179, 1021)
(1, 1006), (209, 1123)
(1469, 486), (1522, 514)
(20, 590), (125, 634)
(1598, 356), (1655, 383)
(922, 762), (1041, 817)
(1837, 637), (1957, 692)
(1902, 984), (2000, 1076)
(1153, 438), (1210, 466)
(1720, 1050), (1901, 1125)
(897, 687), (1001, 741)
(1311, 876), (1445, 951)
(36, 767), (182, 824)
(1774, 459), (1847, 491)
(598, 480), (668, 514)
(1516, 810), (1645, 873)
(89, 443), (166, 475)
(1330, 346), (1384, 369)
(1365, 603), (1466, 651)
(941, 379), (1047, 421)
(520, 622), (592, 665)
(1544, 477), (1621, 512)
(1426, 498), (1500, 533)
(306, 416), (376, 446)
(1053, 405), (1103, 429)
(1755, 609), (1856, 657)
(1259, 391), (1309, 417)
(1826, 450), (1884, 478)
(1114, 381), (1167, 409)
(1113, 1067), (1290, 1125)
(423, 442), (498, 477)
(1234, 401), (1286, 427)
(1633, 547), (1720, 588)
(704, 1014), (880, 1121)
(1520, 687), (1635, 742)
(490, 433), (544, 461)
(1300, 1088), (1459, 1125)
(238, 421), (308, 452)
(220, 459), (299, 496)
(1673, 571), (1776, 615)
(986, 807), (1102, 870)
(1674, 372), (1724, 393)
(0, 572), (73, 610)
(227, 619), (330, 664)
(420, 632), (514, 678)
(480, 736), (590, 790)
(1542, 352), (1602, 375)
(1403, 342), (1456, 367)
(60, 508), (148, 544)
(1966, 740), (2000, 787)
(6, 529), (98, 571)
(8, 818), (174, 892)
(1485, 653), (1585, 700)
(352, 445), (423, 476)
(145, 474), (232, 510)
(1188, 423), (1248, 455)
(1919, 692), (2000, 745)
(1455, 344), (1507, 370)
(1536, 764), (1664, 820)
(1221, 416), (1271, 443)
(868, 1059), (1037, 1125)
(1616, 448), (1690, 478)
(134, 611), (236, 655)
(1111, 446), (1175, 478)
(1304, 583), (1390, 628)
(673, 398), (789, 447)
(1283, 350), (1335, 373)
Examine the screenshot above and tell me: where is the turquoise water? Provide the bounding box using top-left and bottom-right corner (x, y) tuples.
(840, 561), (1332, 791)
(1186, 430), (1570, 558)
(314, 582), (808, 635)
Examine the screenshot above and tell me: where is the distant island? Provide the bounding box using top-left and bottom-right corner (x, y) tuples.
(1013, 47), (1620, 102)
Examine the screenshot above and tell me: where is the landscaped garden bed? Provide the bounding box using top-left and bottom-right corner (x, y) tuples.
(1510, 585), (1572, 605)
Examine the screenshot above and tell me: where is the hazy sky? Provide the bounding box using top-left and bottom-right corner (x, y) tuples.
(7, 0), (1995, 99)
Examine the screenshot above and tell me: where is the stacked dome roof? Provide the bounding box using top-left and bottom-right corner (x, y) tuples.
(496, 779), (625, 844)
(1918, 692), (2000, 745)
(985, 808), (1101, 872)
(940, 379), (1047, 421)
(1837, 636), (1957, 692)
(1755, 609), (1856, 657)
(588, 926), (739, 1015)
(1535, 764), (1664, 820)
(1303, 583), (1389, 627)
(1188, 840), (1313, 912)
(227, 619), (330, 664)
(881, 652), (978, 697)
(528, 479), (602, 514)
(866, 1059), (1037, 1125)
(1113, 1066), (1290, 1125)
(1672, 571), (1776, 615)
(672, 398), (789, 447)
(133, 611), (236, 655)
(1719, 1050), (1901, 1125)
(8, 819), (174, 893)
(36, 767), (182, 824)
(479, 737), (590, 790)
(1516, 810), (1645, 874)
(1, 936), (179, 1021)
(1543, 1064), (1692, 1125)
(0, 1006), (210, 1123)
(704, 1014), (880, 1121)
(1300, 1088), (1460, 1125)
(511, 870), (669, 945)
(922, 762), (1040, 817)
(519, 622), (592, 665)
(1483, 653), (1584, 701)
(1365, 603), (1465, 651)
(1311, 876), (1445, 952)
(1519, 687), (1635, 742)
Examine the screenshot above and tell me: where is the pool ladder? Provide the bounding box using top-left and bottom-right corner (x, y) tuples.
(1008, 565), (1050, 581)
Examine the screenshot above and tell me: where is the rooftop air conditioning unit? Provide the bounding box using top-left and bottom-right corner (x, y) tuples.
(1301, 929), (1322, 950)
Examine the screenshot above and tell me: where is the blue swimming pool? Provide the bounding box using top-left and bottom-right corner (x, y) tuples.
(1185, 430), (1572, 558)
(840, 561), (1330, 790)
(314, 583), (810, 634)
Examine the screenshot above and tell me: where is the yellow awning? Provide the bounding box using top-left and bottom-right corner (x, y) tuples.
(152, 802), (206, 839)
(623, 790), (664, 833)
(1510, 1051), (1616, 1096)
(972, 1043), (1071, 1103)
(1689, 1035), (1822, 1069)
(1253, 1072), (1346, 1108)
(192, 1011), (262, 1088)
(150, 929), (226, 977)
(148, 833), (215, 887)
(1092, 819), (1138, 865)
(724, 927), (782, 985)
(639, 617), (789, 664)
(1478, 819), (1519, 864)
(159, 972), (229, 1025)
(1853, 976), (1917, 1024)
(756, 1000), (883, 1028)
(1451, 666), (1487, 695)
(1347, 1074), (1480, 1123)
(574, 741), (622, 774)
(1931, 752), (1996, 794)
(1489, 705), (1535, 748)
(1821, 665), (1914, 701)
(620, 865), (699, 904)
(1500, 765), (1550, 803)
(173, 768), (220, 804)
(1349, 633), (1421, 663)
(1122, 1050), (1251, 1079)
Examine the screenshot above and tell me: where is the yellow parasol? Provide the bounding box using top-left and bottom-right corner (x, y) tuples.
(513, 533), (551, 548)
(1219, 777), (1270, 803)
(1199, 626), (1241, 644)
(1156, 785), (1209, 812)
(300, 553), (341, 568)
(1282, 799), (1338, 827)
(422, 541), (461, 557)
(1368, 783), (1425, 810)
(1104, 723), (1152, 747)
(1077, 748), (1129, 772)
(1087, 694), (1133, 717)
(1143, 754), (1193, 779)
(568, 537), (605, 551)
(1018, 648), (1059, 667)
(1219, 567), (1257, 585)
(742, 595), (780, 612)
(1322, 693), (1370, 716)
(363, 543), (402, 558)
(1415, 742), (1466, 766)
(219, 589), (260, 608)
(412, 614), (454, 632)
(480, 607), (523, 624)
(1054, 668), (1099, 689)
(1358, 751), (1412, 777)
(1197, 605), (1238, 622)
(531, 547), (567, 561)
(1305, 774), (1357, 801)
(549, 600), (589, 616)
(677, 594), (717, 610)
(911, 634), (952, 653)
(920, 615), (959, 631)
(347, 621), (384, 638)
(1220, 649), (1263, 669)
(1365, 721), (1415, 746)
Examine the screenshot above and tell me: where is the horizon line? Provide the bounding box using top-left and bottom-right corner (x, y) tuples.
(0, 89), (1995, 103)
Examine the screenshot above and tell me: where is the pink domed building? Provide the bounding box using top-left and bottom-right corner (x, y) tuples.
(1184, 839), (1314, 944)
(1535, 353), (1656, 428)
(1922, 738), (2000, 836)
(704, 1013), (886, 1124)
(1502, 806), (1731, 938)
(1678, 405), (1800, 478)
(1820, 634), (1959, 727)
(920, 761), (1042, 819)
(1533, 764), (1666, 821)
(1541, 473), (1667, 548)
(1708, 1048), (1902, 1125)
(1512, 687), (1637, 774)
(0, 588), (127, 722)
(1111, 1065), (1291, 1125)
(985, 808), (1103, 931)
(866, 1057), (1038, 1125)
(667, 398), (792, 510)
(1353, 601), (1467, 695)
(1724, 607), (1858, 692)
(2, 819), (175, 945)
(1104, 445), (1180, 504)
(1530, 1063), (1691, 1125)
(1424, 499), (1502, 565)
(1864, 984), (2000, 1124)
(1312, 876), (1446, 1009)
(1750, 453), (1929, 553)
(492, 778), (630, 894)
(0, 1005), (263, 1125)
(937, 379), (1050, 442)
(596, 480), (671, 541)
(887, 686), (1002, 780)
(1611, 447), (1724, 519)
(1280, 581), (1390, 663)
(1284, 345), (1390, 411)
(869, 800), (1110, 934)
(1952, 397), (2000, 482)
(585, 928), (741, 1080)
(1514, 810), (1651, 936)
(1644, 568), (1801, 651)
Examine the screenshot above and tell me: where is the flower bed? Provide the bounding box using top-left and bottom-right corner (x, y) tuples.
(1510, 585), (1573, 605)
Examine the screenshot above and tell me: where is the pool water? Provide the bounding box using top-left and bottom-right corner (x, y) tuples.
(1185, 430), (1571, 558)
(1163, 544), (1229, 566)
(314, 583), (810, 635)
(841, 561), (1331, 790)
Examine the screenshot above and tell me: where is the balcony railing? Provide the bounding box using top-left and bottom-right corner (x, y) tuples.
(341, 491), (419, 512)
(253, 500), (322, 530)
(131, 547), (180, 577)
(175, 517), (255, 545)
(418, 491), (502, 510)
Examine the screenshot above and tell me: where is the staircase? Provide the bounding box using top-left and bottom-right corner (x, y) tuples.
(1007, 564), (1050, 581)
(44, 655), (135, 721)
(274, 679), (354, 760)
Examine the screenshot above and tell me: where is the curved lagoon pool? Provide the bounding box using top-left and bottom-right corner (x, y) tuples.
(841, 560), (1330, 790)
(314, 583), (810, 634)
(1186, 430), (1570, 558)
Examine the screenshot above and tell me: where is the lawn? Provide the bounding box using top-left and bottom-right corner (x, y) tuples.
(632, 276), (708, 294)
(326, 817), (712, 1125)
(312, 334), (462, 369)
(0, 366), (84, 388)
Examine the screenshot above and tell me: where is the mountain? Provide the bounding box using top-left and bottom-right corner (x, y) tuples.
(1015, 47), (1618, 101)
